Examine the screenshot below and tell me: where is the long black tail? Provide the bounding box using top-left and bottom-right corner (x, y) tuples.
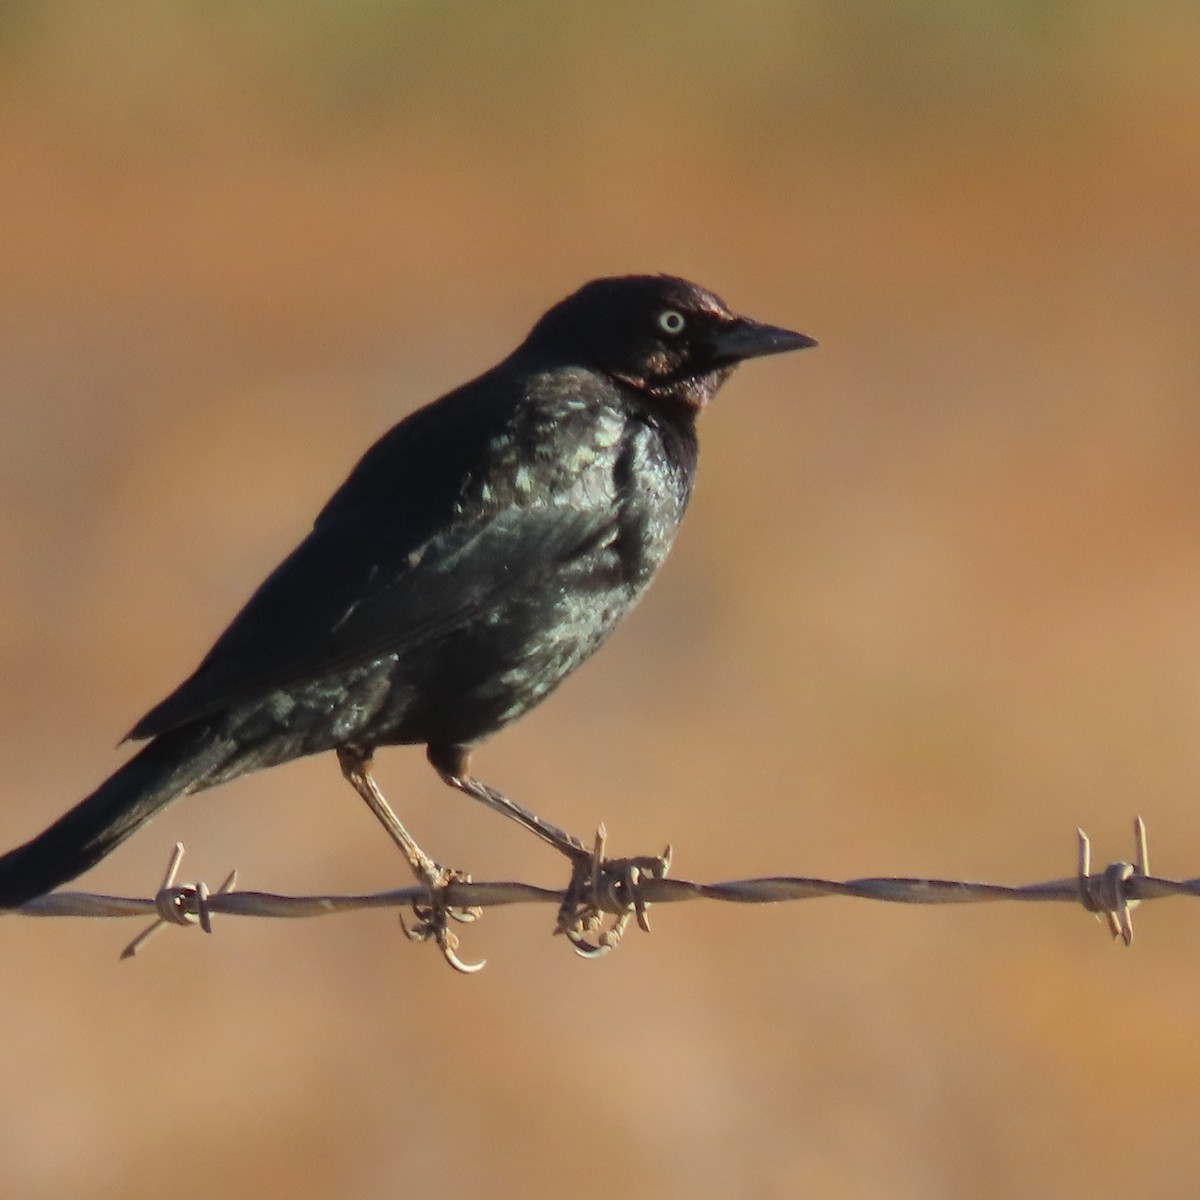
(0, 722), (237, 909)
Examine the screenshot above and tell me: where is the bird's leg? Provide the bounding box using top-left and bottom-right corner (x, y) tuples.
(428, 747), (589, 858)
(338, 745), (443, 881)
(337, 745), (483, 973)
(427, 744), (671, 956)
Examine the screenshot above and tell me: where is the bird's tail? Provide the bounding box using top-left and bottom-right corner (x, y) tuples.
(0, 722), (237, 909)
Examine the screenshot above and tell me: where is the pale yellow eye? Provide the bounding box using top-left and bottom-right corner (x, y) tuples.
(657, 309), (686, 335)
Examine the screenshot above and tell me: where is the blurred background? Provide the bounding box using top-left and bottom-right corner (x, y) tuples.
(2, 2), (1200, 1197)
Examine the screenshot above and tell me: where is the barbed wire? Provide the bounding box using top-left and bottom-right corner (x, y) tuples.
(10, 817), (1196, 970)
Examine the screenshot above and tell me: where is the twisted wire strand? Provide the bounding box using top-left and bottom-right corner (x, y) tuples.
(7, 818), (1183, 962)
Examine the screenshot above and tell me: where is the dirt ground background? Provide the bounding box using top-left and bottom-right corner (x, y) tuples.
(2, 5), (1200, 1198)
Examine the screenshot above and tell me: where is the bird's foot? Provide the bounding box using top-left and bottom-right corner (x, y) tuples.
(555, 825), (672, 958)
(399, 864), (486, 974)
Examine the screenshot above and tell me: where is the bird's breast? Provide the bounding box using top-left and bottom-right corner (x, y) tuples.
(608, 412), (695, 586)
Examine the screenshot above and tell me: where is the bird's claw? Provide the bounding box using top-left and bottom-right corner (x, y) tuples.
(398, 865), (486, 974)
(555, 825), (672, 957)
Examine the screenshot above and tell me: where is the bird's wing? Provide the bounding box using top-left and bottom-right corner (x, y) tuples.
(128, 371), (621, 740)
(129, 497), (616, 739)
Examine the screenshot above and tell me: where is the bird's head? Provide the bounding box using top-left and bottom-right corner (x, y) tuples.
(521, 275), (816, 409)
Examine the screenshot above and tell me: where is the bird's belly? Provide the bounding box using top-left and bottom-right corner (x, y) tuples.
(220, 574), (642, 762)
(368, 579), (636, 748)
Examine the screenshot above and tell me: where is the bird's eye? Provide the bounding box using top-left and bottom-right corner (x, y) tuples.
(657, 309), (686, 335)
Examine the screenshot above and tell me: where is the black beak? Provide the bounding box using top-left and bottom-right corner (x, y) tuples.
(713, 317), (818, 364)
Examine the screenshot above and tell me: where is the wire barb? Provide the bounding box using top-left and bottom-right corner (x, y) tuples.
(15, 817), (1188, 972)
(1076, 817), (1148, 946)
(119, 845), (239, 959)
(554, 825), (673, 957)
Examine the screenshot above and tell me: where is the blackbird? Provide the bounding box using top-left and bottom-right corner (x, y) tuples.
(0, 274), (815, 963)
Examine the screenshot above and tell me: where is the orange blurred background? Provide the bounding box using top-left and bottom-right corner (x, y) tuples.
(3, 4), (1200, 1198)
